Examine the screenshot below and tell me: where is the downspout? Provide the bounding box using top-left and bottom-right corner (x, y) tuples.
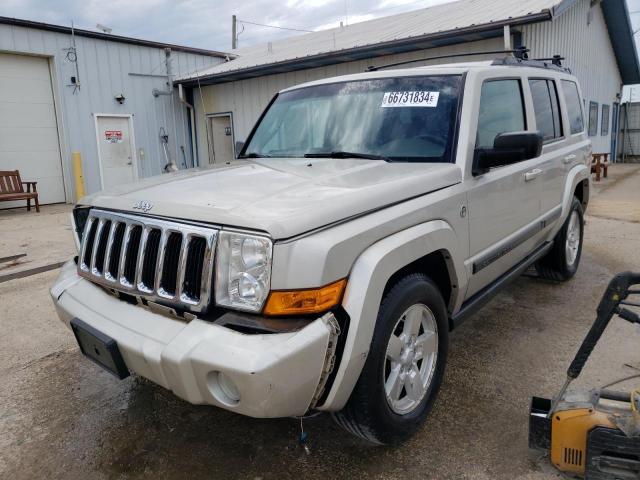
(178, 83), (198, 168)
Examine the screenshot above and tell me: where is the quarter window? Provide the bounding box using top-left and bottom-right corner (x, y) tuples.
(588, 102), (599, 137)
(476, 79), (526, 148)
(601, 104), (610, 136)
(561, 80), (584, 134)
(529, 79), (563, 141)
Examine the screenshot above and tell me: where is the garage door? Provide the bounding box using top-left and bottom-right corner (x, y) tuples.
(0, 53), (65, 207)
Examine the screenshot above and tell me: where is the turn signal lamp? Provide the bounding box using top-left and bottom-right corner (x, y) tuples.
(263, 279), (347, 316)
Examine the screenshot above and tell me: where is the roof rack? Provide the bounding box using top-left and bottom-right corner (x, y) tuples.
(492, 55), (571, 73)
(366, 47), (529, 72)
(366, 46), (571, 74)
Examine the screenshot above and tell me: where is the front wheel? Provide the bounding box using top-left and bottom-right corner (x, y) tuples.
(332, 273), (449, 445)
(535, 196), (584, 281)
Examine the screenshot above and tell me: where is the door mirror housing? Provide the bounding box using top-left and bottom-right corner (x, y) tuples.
(473, 131), (543, 176)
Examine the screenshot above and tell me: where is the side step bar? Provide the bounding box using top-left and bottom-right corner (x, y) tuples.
(450, 241), (553, 329)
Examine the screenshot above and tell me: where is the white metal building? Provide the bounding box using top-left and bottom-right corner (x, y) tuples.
(0, 17), (228, 206)
(178, 0), (640, 165)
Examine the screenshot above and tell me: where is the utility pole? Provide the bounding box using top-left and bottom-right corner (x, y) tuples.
(232, 15), (237, 49)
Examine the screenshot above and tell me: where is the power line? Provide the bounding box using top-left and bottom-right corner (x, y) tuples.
(237, 19), (313, 33)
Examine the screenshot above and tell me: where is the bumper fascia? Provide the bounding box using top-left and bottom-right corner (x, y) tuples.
(50, 260), (335, 418)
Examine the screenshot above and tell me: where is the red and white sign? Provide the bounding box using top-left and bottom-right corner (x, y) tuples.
(104, 130), (123, 143)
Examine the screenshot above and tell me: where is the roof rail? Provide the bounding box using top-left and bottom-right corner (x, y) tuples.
(366, 47), (530, 72)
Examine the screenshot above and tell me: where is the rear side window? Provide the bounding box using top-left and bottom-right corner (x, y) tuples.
(561, 80), (584, 134)
(476, 79), (526, 148)
(529, 79), (563, 141)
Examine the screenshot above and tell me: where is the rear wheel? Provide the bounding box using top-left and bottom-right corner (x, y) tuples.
(332, 273), (448, 445)
(535, 196), (584, 281)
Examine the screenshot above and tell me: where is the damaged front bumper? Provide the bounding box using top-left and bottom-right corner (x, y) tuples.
(50, 260), (339, 418)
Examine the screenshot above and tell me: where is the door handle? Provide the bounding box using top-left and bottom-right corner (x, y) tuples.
(524, 168), (543, 181)
(563, 154), (577, 164)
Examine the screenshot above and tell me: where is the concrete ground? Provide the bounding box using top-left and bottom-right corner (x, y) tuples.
(1, 165), (640, 479)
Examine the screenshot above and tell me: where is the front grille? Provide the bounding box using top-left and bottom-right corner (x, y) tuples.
(78, 209), (217, 313)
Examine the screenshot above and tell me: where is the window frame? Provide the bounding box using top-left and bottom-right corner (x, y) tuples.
(588, 101), (599, 137)
(474, 77), (527, 149)
(528, 77), (565, 144)
(601, 104), (610, 136)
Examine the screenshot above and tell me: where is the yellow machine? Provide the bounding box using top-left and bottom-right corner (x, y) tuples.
(529, 272), (640, 479)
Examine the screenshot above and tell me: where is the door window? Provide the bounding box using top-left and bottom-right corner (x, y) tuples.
(561, 80), (584, 134)
(475, 79), (526, 148)
(529, 79), (563, 141)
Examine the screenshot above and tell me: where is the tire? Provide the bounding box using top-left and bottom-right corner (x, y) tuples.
(535, 196), (584, 281)
(332, 273), (449, 445)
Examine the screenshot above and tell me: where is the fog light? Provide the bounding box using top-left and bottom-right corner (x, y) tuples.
(207, 371), (240, 406)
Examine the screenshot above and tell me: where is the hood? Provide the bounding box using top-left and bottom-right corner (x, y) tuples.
(82, 159), (461, 239)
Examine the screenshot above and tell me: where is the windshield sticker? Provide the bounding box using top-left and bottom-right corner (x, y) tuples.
(381, 91), (439, 108)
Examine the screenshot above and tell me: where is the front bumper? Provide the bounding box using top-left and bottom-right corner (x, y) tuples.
(50, 260), (336, 418)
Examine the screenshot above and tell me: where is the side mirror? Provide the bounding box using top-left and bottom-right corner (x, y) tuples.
(235, 141), (245, 158)
(473, 131), (543, 176)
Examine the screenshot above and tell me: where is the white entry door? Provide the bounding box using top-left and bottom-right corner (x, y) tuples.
(95, 115), (137, 189)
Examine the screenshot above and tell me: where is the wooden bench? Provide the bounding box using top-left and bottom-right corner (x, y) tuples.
(0, 170), (40, 212)
(591, 153), (609, 182)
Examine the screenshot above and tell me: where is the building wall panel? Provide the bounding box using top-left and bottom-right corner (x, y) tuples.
(522, 1), (622, 153)
(0, 23), (224, 199)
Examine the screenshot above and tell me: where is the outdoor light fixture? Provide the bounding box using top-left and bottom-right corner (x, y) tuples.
(114, 93), (125, 104)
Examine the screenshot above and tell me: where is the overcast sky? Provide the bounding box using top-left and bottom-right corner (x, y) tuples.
(1, 0), (456, 52)
(3, 0), (640, 94)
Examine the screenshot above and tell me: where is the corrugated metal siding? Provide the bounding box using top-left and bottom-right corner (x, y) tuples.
(0, 23), (223, 198)
(180, 0), (560, 80)
(194, 37), (505, 164)
(522, 1), (622, 153)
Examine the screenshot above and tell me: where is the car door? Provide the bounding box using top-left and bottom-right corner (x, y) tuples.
(526, 78), (566, 224)
(464, 76), (544, 299)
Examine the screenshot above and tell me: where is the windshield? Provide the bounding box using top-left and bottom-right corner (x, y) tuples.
(242, 75), (462, 163)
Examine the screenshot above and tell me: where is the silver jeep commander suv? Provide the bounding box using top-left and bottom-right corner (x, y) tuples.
(51, 55), (590, 444)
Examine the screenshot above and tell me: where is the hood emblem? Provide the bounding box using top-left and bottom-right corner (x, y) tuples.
(132, 200), (153, 213)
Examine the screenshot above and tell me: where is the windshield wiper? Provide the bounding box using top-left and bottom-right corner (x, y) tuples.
(239, 152), (272, 158)
(304, 151), (391, 162)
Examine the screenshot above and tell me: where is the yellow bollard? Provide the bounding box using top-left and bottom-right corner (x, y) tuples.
(71, 152), (86, 201)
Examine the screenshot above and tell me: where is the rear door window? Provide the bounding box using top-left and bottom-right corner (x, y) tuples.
(476, 79), (526, 148)
(529, 79), (563, 141)
(561, 80), (584, 134)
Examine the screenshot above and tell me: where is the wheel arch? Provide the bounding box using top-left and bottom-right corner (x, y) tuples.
(317, 219), (465, 412)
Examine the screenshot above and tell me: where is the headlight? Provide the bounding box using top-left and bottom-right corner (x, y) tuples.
(215, 231), (272, 312)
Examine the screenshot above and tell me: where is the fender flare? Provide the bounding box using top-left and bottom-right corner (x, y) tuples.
(317, 219), (463, 411)
(560, 164), (589, 222)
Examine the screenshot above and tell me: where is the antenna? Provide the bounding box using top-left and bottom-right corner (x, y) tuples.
(96, 23), (112, 34)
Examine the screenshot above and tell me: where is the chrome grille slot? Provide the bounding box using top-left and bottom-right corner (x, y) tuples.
(140, 228), (161, 290)
(183, 236), (207, 303)
(160, 232), (183, 297)
(77, 209), (217, 313)
(107, 222), (126, 280)
(93, 220), (112, 274)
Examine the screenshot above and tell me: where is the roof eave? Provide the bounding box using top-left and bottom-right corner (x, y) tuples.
(599, 0), (640, 85)
(178, 10), (552, 86)
(0, 16), (233, 58)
